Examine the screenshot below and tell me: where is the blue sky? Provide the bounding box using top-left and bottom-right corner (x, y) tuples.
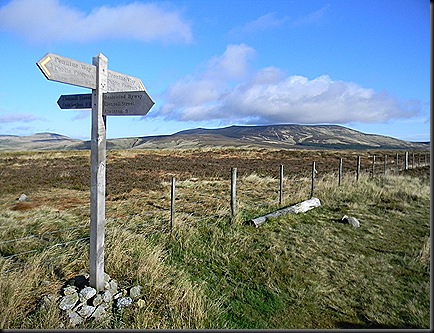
(0, 0), (430, 141)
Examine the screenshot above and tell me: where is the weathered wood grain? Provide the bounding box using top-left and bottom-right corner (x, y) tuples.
(250, 197), (321, 227)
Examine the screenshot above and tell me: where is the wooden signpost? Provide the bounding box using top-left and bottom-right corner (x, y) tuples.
(37, 52), (154, 291)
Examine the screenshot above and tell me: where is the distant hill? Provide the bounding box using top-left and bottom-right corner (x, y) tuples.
(0, 133), (84, 151)
(0, 125), (430, 151)
(129, 124), (430, 150)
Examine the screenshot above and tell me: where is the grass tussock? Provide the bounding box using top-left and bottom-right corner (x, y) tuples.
(0, 148), (430, 329)
(102, 227), (208, 328)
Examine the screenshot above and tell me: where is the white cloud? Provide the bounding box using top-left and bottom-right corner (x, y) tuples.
(222, 73), (418, 124)
(0, 113), (44, 123)
(71, 110), (90, 121)
(230, 5), (327, 38)
(238, 12), (289, 33)
(0, 0), (192, 44)
(155, 44), (420, 125)
(159, 44), (255, 117)
(292, 4), (330, 27)
(205, 43), (256, 80)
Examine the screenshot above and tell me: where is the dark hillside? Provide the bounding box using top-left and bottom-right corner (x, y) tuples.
(0, 124), (429, 151)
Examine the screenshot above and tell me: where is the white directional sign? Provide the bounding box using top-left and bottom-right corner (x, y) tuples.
(107, 70), (145, 92)
(37, 53), (96, 89)
(57, 94), (92, 109)
(37, 53), (146, 92)
(103, 91), (154, 115)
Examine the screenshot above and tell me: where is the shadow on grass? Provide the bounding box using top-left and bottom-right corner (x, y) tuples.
(334, 308), (427, 329)
(335, 321), (422, 329)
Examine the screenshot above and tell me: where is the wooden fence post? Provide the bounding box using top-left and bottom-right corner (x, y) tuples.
(338, 158), (343, 186)
(356, 156), (361, 182)
(170, 176), (175, 232)
(405, 152), (409, 170)
(371, 154), (376, 177)
(395, 153), (399, 173)
(412, 152), (415, 169)
(231, 167), (237, 218)
(418, 153), (421, 167)
(311, 161), (316, 198)
(384, 155), (387, 176)
(279, 164), (284, 206)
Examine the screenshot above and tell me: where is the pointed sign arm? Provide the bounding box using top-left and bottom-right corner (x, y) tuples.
(37, 53), (148, 92)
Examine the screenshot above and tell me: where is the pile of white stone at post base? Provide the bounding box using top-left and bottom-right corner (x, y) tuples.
(40, 273), (145, 326)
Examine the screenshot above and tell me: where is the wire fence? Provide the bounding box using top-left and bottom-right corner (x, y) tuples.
(168, 151), (430, 230)
(1, 150), (430, 270)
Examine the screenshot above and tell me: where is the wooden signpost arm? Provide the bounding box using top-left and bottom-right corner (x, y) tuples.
(90, 53), (108, 291)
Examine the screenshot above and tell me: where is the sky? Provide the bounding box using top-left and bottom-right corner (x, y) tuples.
(0, 0), (430, 142)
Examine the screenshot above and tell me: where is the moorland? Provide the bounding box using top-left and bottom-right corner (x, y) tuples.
(0, 147), (430, 329)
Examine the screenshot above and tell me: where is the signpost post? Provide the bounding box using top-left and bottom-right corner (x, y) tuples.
(90, 53), (108, 291)
(37, 52), (154, 291)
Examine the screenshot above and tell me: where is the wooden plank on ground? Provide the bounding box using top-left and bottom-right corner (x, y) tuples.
(250, 197), (321, 227)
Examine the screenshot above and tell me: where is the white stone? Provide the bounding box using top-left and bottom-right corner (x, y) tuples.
(18, 194), (28, 202)
(113, 290), (126, 300)
(59, 293), (79, 311)
(342, 215), (360, 228)
(129, 285), (142, 299)
(79, 286), (97, 303)
(108, 280), (118, 294)
(116, 297), (132, 309)
(62, 286), (77, 296)
(91, 303), (107, 321)
(102, 290), (113, 303)
(92, 294), (103, 307)
(77, 305), (95, 318)
(68, 311), (83, 326)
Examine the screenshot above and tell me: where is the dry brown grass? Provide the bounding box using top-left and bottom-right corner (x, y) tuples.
(0, 148), (430, 328)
